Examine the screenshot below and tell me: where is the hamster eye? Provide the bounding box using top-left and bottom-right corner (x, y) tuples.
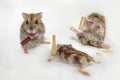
(26, 20), (29, 24)
(35, 20), (38, 24)
(94, 15), (98, 18)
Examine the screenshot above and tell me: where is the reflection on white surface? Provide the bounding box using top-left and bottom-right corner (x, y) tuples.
(0, 0), (120, 80)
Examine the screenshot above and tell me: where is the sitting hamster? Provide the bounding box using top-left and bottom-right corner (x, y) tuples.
(20, 12), (45, 53)
(87, 13), (105, 40)
(71, 13), (110, 49)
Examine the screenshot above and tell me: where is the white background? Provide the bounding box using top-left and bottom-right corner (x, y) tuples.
(0, 0), (120, 80)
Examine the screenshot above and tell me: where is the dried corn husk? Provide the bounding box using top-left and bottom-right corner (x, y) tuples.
(79, 69), (90, 76)
(102, 49), (112, 53)
(79, 17), (87, 30)
(51, 35), (57, 56)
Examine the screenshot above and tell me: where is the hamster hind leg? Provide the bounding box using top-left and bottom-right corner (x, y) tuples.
(89, 40), (100, 47)
(101, 43), (110, 49)
(80, 38), (89, 45)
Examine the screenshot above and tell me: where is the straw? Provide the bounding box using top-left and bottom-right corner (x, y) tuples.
(79, 17), (87, 30)
(51, 35), (57, 56)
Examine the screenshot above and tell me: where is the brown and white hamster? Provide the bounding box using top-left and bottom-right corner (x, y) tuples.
(48, 35), (100, 76)
(87, 13), (105, 40)
(20, 12), (45, 53)
(48, 44), (100, 76)
(53, 44), (99, 68)
(57, 44), (98, 67)
(71, 13), (110, 49)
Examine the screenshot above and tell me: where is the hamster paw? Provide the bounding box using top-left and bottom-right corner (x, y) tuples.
(42, 41), (51, 44)
(47, 58), (58, 62)
(70, 27), (79, 34)
(47, 58), (55, 62)
(24, 48), (29, 54)
(101, 43), (110, 49)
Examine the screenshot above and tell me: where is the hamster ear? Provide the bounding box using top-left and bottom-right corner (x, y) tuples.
(22, 12), (29, 19)
(37, 12), (43, 18)
(68, 44), (72, 47)
(57, 44), (61, 48)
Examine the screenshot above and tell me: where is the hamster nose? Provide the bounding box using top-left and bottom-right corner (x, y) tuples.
(30, 27), (33, 30)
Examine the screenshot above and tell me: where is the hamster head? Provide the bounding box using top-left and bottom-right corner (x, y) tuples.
(22, 12), (43, 34)
(56, 44), (72, 55)
(88, 13), (105, 25)
(57, 44), (72, 50)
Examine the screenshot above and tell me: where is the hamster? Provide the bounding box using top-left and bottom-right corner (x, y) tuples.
(56, 44), (98, 67)
(48, 44), (100, 76)
(71, 13), (110, 49)
(49, 43), (99, 67)
(20, 12), (45, 53)
(87, 13), (105, 40)
(48, 35), (100, 76)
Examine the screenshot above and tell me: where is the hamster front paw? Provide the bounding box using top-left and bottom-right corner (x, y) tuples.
(24, 47), (29, 54)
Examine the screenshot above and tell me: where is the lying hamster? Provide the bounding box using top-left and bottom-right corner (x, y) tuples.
(48, 39), (100, 76)
(55, 44), (98, 68)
